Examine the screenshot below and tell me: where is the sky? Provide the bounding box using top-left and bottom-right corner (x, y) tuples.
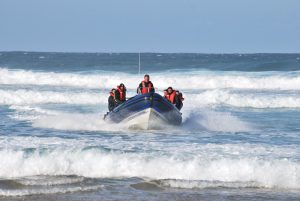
(0, 0), (300, 53)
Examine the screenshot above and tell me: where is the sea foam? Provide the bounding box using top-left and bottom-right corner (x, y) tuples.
(2, 89), (300, 109)
(2, 67), (300, 90)
(0, 148), (299, 189)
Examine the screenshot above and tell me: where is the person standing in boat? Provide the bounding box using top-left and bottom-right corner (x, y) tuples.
(137, 74), (155, 94)
(164, 87), (184, 110)
(115, 83), (126, 105)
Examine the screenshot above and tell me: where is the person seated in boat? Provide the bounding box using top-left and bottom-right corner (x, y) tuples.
(115, 83), (126, 105)
(137, 74), (155, 94)
(164, 87), (184, 110)
(175, 90), (184, 110)
(108, 88), (117, 112)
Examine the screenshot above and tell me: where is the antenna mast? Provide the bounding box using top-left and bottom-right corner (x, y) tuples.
(138, 52), (141, 75)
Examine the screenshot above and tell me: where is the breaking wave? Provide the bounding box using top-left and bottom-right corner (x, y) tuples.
(0, 148), (299, 189)
(0, 89), (103, 105)
(2, 89), (300, 109)
(2, 67), (300, 90)
(185, 90), (300, 108)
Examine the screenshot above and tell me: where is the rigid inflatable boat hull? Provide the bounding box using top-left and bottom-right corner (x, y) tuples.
(104, 93), (182, 130)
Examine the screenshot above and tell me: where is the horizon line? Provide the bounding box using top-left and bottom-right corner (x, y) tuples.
(1, 50), (300, 54)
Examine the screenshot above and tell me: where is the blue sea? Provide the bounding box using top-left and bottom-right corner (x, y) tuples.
(0, 52), (300, 201)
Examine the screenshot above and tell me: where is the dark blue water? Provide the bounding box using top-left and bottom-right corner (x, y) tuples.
(1, 52), (300, 72)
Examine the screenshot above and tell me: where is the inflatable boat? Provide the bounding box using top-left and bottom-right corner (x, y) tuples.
(104, 93), (182, 129)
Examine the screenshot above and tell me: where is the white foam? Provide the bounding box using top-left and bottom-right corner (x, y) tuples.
(1, 136), (297, 163)
(8, 105), (61, 121)
(0, 89), (103, 105)
(158, 179), (263, 189)
(8, 105), (130, 132)
(2, 67), (300, 90)
(0, 68), (128, 89)
(7, 104), (141, 132)
(182, 110), (252, 132)
(32, 113), (123, 132)
(2, 88), (300, 109)
(0, 136), (89, 150)
(9, 105), (58, 115)
(0, 148), (299, 189)
(185, 90), (300, 108)
(8, 104), (251, 133)
(17, 176), (85, 186)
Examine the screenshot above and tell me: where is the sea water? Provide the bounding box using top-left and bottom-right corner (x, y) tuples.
(0, 52), (300, 201)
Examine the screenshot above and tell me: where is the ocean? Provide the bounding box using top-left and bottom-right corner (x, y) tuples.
(0, 52), (300, 201)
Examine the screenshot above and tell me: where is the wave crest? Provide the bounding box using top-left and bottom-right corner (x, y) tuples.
(2, 68), (300, 90)
(0, 148), (299, 189)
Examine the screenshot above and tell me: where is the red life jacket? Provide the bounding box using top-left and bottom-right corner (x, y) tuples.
(141, 81), (153, 94)
(109, 91), (115, 97)
(165, 90), (177, 104)
(117, 86), (126, 101)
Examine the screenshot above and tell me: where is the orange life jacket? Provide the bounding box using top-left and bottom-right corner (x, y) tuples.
(165, 90), (177, 104)
(141, 81), (153, 94)
(117, 86), (126, 101)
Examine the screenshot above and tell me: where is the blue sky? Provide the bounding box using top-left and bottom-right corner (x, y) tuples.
(1, 0), (300, 53)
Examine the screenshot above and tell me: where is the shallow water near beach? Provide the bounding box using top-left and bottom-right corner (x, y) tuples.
(0, 52), (300, 200)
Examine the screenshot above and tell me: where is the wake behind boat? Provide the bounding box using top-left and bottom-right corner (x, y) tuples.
(104, 93), (182, 130)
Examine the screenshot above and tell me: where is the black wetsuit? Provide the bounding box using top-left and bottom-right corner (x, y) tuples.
(175, 95), (183, 110)
(108, 95), (115, 111)
(171, 94), (182, 110)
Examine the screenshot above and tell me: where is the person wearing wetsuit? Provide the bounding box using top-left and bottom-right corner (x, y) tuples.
(108, 88), (117, 112)
(175, 90), (184, 110)
(114, 83), (126, 106)
(137, 74), (155, 94)
(164, 87), (184, 110)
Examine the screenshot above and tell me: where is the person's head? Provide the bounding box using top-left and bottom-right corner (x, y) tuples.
(167, 87), (173, 94)
(119, 83), (125, 91)
(144, 74), (150, 82)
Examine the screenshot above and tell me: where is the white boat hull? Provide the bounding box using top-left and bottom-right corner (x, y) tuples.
(121, 108), (167, 130)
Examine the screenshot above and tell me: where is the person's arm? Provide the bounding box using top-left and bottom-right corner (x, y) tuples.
(150, 82), (155, 93)
(137, 82), (142, 94)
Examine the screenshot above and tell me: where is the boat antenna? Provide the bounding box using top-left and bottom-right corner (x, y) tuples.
(138, 52), (141, 75)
